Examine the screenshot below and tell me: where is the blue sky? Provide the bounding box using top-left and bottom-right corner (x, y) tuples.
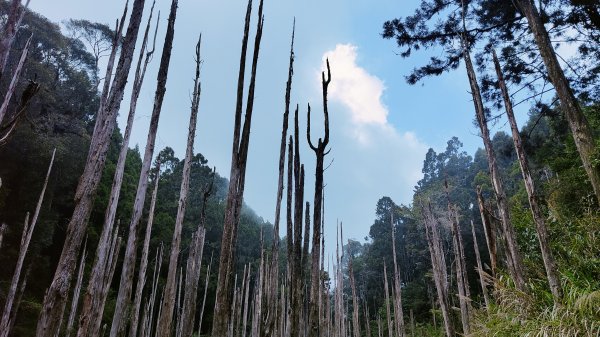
(30, 0), (515, 252)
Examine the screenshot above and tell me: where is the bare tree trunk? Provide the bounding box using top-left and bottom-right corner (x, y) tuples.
(383, 263), (393, 337)
(364, 297), (372, 337)
(65, 242), (87, 337)
(110, 1), (178, 335)
(154, 26), (199, 337)
(212, 1), (264, 333)
(390, 211), (405, 337)
(0, 0), (29, 79)
(36, 2), (147, 335)
(0, 223), (6, 251)
(129, 160), (161, 337)
(470, 220), (490, 309)
(348, 258), (360, 337)
(7, 265), (30, 334)
(1, 148), (55, 337)
(476, 186), (497, 275)
(514, 0), (600, 206)
(459, 9), (526, 291)
(77, 6), (157, 336)
(141, 244), (163, 337)
(308, 59), (331, 337)
(197, 254), (213, 336)
(421, 203), (454, 337)
(492, 49), (563, 303)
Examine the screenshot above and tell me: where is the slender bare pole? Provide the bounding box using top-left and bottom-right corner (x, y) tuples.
(476, 186), (497, 276)
(471, 220), (490, 308)
(1, 148), (55, 337)
(390, 211), (405, 336)
(65, 242), (87, 337)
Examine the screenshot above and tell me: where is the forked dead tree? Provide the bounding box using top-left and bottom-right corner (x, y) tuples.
(36, 1), (147, 335)
(212, 0), (264, 334)
(307, 58), (331, 337)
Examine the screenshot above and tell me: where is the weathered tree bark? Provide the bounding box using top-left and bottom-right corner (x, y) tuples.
(348, 257), (361, 337)
(212, 0), (264, 334)
(36, 2), (146, 335)
(421, 202), (454, 337)
(109, 1), (178, 335)
(0, 0), (29, 80)
(471, 220), (490, 309)
(1, 148), (55, 337)
(307, 59), (331, 337)
(155, 27), (200, 337)
(459, 18), (526, 291)
(129, 160), (161, 337)
(514, 0), (600, 206)
(140, 244), (163, 337)
(476, 186), (497, 275)
(65, 242), (87, 337)
(390, 211), (405, 337)
(7, 265), (29, 334)
(492, 49), (563, 303)
(197, 254), (212, 336)
(77, 6), (157, 336)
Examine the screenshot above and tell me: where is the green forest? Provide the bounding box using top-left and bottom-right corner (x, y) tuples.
(0, 0), (598, 336)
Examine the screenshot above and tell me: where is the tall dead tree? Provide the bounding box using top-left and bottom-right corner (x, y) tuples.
(513, 0), (600, 206)
(307, 58), (331, 337)
(0, 148), (55, 337)
(421, 202), (454, 337)
(77, 5), (157, 336)
(266, 22), (294, 336)
(155, 30), (201, 337)
(0, 34), (32, 132)
(109, 1), (178, 335)
(129, 160), (161, 337)
(36, 2), (147, 335)
(492, 49), (563, 303)
(212, 0), (264, 334)
(459, 3), (526, 292)
(383, 262), (393, 337)
(390, 211), (405, 337)
(348, 255), (360, 337)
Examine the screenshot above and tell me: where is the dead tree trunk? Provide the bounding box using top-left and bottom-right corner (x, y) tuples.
(0, 223), (6, 251)
(492, 49), (563, 303)
(513, 0), (600, 206)
(421, 202), (454, 337)
(471, 220), (490, 308)
(65, 243), (87, 337)
(180, 169), (213, 337)
(390, 211), (405, 337)
(1, 148), (55, 337)
(348, 257), (360, 337)
(266, 21), (294, 337)
(212, 0), (264, 334)
(0, 34), (31, 130)
(129, 160), (161, 337)
(476, 186), (497, 275)
(383, 262), (393, 337)
(155, 28), (200, 337)
(77, 6), (157, 336)
(307, 59), (331, 337)
(459, 8), (526, 291)
(109, 1), (178, 335)
(197, 254), (213, 336)
(140, 244), (163, 337)
(36, 2), (146, 335)
(0, 0), (28, 79)
(7, 265), (30, 334)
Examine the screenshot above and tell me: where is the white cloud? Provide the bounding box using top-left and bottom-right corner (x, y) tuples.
(316, 43), (429, 245)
